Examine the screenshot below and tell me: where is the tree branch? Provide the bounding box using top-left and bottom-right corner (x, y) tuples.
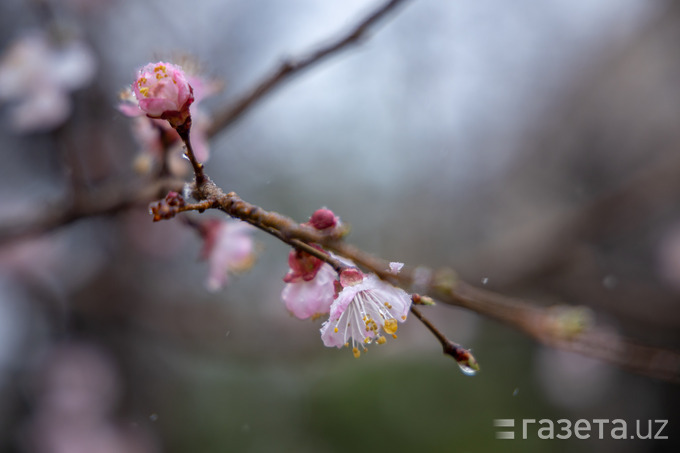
(0, 177), (184, 246)
(185, 178), (680, 384)
(206, 0), (411, 137)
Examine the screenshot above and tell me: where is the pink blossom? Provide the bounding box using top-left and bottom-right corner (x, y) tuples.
(120, 72), (217, 165)
(200, 219), (256, 292)
(281, 247), (336, 319)
(132, 62), (193, 126)
(320, 272), (411, 357)
(0, 31), (95, 132)
(282, 263), (337, 320)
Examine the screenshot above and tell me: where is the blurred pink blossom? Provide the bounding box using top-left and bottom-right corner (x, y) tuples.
(0, 31), (95, 132)
(24, 343), (158, 453)
(320, 271), (411, 357)
(200, 219), (256, 292)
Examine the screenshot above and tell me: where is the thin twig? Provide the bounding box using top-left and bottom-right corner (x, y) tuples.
(0, 177), (184, 246)
(176, 121), (206, 186)
(177, 200), (216, 213)
(410, 305), (479, 371)
(206, 0), (411, 137)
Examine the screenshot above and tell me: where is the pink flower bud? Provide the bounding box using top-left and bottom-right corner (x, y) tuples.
(339, 268), (363, 287)
(132, 62), (193, 127)
(308, 208), (338, 230)
(283, 246), (326, 283)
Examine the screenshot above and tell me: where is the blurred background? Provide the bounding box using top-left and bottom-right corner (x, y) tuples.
(0, 0), (679, 451)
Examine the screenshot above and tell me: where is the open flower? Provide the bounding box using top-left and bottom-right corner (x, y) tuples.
(132, 62), (193, 126)
(200, 219), (256, 292)
(320, 270), (411, 357)
(281, 247), (337, 319)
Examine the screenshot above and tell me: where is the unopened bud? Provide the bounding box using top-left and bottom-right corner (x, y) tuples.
(309, 208), (338, 230)
(133, 62), (194, 128)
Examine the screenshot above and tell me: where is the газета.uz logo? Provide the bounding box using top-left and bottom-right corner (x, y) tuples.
(494, 418), (669, 440)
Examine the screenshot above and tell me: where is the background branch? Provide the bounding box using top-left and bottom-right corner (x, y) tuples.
(206, 0), (411, 137)
(0, 177), (184, 246)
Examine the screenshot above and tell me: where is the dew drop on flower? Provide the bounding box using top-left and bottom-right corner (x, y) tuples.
(457, 362), (478, 376)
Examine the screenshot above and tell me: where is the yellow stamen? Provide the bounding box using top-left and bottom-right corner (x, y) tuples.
(377, 336), (387, 344)
(310, 312), (324, 321)
(392, 334), (398, 339)
(334, 327), (339, 333)
(139, 87), (149, 97)
(353, 347), (360, 358)
(384, 319), (398, 335)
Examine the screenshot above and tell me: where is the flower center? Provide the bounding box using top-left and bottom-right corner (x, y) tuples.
(333, 289), (400, 357)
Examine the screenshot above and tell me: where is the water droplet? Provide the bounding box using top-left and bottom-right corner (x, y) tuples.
(458, 362), (478, 376)
(481, 277), (489, 285)
(512, 388), (519, 396)
(149, 413), (158, 422)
